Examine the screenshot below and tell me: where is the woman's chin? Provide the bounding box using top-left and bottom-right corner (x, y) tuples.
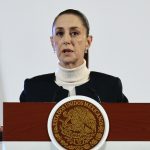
(62, 57), (76, 64)
(60, 60), (77, 68)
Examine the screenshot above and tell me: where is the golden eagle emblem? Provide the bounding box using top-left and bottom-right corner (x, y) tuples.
(52, 100), (105, 150)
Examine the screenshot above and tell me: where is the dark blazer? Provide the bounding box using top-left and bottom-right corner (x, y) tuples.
(20, 71), (128, 103)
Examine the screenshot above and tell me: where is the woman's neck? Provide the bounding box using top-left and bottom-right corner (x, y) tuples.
(55, 60), (90, 84)
(59, 59), (84, 69)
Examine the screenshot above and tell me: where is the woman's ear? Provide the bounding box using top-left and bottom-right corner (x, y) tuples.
(86, 35), (93, 49)
(50, 36), (54, 48)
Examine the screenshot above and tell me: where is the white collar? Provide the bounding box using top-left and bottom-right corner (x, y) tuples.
(55, 60), (90, 84)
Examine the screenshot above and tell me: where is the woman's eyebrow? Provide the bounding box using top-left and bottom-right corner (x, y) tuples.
(56, 27), (79, 30)
(54, 27), (80, 32)
(55, 27), (64, 30)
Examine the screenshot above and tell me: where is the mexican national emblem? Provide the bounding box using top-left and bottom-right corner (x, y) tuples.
(48, 96), (109, 150)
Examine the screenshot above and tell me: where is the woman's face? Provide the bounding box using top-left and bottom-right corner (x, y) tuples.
(51, 14), (92, 68)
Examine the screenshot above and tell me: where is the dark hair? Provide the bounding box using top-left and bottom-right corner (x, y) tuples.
(52, 9), (90, 37)
(52, 9), (90, 67)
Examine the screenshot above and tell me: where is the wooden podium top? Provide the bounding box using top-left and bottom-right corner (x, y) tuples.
(3, 103), (150, 141)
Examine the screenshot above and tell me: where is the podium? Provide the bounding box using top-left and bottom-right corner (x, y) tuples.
(3, 103), (150, 141)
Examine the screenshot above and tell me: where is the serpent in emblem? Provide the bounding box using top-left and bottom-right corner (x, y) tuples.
(59, 106), (97, 145)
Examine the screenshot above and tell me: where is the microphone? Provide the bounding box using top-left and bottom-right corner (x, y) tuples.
(87, 87), (101, 103)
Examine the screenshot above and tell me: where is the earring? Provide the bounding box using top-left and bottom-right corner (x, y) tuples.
(85, 48), (88, 53)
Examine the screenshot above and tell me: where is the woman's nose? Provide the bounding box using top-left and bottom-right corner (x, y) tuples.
(62, 34), (71, 45)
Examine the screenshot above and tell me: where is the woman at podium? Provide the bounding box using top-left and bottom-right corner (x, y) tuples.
(20, 9), (128, 103)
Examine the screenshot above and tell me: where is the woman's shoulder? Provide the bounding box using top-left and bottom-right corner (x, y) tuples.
(90, 71), (119, 81)
(24, 73), (55, 84)
(89, 71), (122, 87)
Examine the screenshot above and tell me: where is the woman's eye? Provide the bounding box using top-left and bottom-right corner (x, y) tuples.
(70, 32), (79, 37)
(56, 31), (64, 37)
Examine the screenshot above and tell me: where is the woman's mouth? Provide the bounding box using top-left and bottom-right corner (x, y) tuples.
(63, 49), (74, 53)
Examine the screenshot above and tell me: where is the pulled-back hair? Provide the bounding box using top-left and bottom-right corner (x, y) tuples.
(52, 9), (90, 37)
